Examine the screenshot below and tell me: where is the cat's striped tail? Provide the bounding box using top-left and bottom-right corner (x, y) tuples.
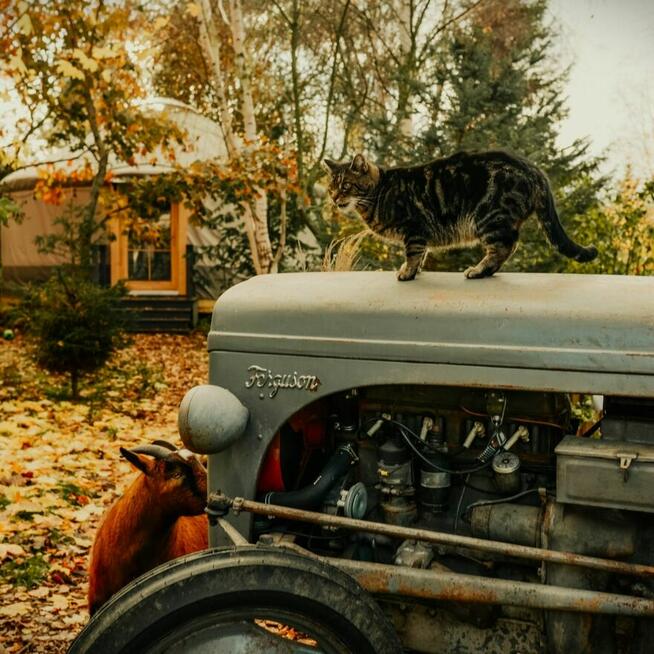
(535, 185), (598, 263)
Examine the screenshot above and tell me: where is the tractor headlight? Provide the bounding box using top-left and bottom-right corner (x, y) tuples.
(178, 385), (249, 454)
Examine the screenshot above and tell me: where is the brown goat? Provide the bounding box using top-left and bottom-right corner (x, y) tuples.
(87, 442), (208, 615)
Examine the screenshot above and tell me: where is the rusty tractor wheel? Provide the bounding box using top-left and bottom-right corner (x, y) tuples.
(69, 545), (403, 654)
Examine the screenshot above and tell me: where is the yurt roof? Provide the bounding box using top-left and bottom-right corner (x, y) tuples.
(0, 98), (226, 193)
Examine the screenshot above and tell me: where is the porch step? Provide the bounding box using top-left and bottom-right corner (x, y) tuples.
(121, 296), (198, 333)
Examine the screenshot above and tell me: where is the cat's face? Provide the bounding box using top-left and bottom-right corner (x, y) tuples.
(322, 154), (377, 214)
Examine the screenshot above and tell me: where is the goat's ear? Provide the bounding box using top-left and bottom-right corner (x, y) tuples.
(120, 447), (156, 476)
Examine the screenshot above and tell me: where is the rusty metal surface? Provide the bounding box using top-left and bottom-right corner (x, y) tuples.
(330, 558), (654, 617)
(263, 540), (654, 618)
(210, 493), (654, 579)
(383, 601), (545, 654)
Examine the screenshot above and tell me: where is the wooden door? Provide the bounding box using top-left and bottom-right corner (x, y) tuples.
(110, 202), (188, 294)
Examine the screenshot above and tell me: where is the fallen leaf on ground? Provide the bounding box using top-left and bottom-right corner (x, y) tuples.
(0, 544), (25, 561)
(0, 333), (208, 653)
(0, 602), (30, 617)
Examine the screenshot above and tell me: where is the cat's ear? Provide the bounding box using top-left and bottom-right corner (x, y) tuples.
(322, 159), (339, 175)
(350, 153), (369, 175)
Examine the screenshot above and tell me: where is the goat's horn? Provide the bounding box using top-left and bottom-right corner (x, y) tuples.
(128, 444), (175, 460)
(150, 440), (177, 452)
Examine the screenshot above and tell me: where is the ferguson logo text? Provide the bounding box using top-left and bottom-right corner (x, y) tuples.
(245, 365), (321, 399)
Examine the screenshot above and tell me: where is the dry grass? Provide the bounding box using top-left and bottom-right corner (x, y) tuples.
(321, 230), (369, 272)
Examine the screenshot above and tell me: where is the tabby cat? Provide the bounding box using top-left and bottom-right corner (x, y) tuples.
(322, 151), (597, 280)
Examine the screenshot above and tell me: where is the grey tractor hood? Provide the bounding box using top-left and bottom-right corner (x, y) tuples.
(208, 272), (654, 378)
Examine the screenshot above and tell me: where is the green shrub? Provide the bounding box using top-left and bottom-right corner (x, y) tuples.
(19, 272), (126, 399)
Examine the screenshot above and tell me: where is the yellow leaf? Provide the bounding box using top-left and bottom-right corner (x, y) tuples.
(0, 602), (30, 618)
(51, 594), (69, 610)
(6, 500), (42, 516)
(72, 48), (99, 73)
(0, 543), (25, 560)
(92, 45), (119, 59)
(8, 52), (27, 75)
(16, 12), (33, 36)
(28, 587), (50, 598)
(63, 612), (87, 626)
(102, 69), (112, 83)
(137, 46), (157, 61)
(56, 59), (85, 81)
(153, 16), (169, 30)
(186, 2), (201, 17)
(71, 503), (103, 522)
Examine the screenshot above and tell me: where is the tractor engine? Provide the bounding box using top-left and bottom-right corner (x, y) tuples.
(252, 386), (654, 654)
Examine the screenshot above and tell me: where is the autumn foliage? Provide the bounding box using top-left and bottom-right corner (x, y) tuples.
(566, 175), (654, 276)
(1, 0), (183, 272)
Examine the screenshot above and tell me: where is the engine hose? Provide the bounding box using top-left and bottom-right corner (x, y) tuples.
(263, 445), (358, 510)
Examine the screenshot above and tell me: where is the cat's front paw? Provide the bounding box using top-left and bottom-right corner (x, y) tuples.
(397, 263), (417, 281)
(464, 265), (495, 279)
(464, 265), (484, 279)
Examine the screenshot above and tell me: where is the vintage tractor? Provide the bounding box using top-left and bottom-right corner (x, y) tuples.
(71, 272), (654, 653)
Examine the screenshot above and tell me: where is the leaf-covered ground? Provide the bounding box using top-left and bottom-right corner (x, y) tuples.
(0, 333), (208, 653)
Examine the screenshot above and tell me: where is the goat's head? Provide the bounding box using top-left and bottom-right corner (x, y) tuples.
(119, 440), (207, 516)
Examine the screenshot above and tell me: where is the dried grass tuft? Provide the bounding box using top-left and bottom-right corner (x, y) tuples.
(321, 231), (369, 272)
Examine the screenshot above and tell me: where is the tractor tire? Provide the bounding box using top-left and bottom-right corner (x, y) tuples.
(70, 545), (402, 654)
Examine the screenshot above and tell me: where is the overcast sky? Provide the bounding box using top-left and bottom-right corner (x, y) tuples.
(548, 0), (654, 179)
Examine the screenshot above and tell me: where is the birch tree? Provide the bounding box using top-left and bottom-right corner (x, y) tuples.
(195, 0), (276, 274)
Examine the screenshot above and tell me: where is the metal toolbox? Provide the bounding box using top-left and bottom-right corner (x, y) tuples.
(556, 435), (654, 513)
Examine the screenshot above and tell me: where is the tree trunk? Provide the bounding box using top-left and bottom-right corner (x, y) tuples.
(83, 90), (109, 276)
(228, 0), (257, 142)
(196, 0), (274, 275)
(289, 0), (305, 192)
(228, 0), (274, 273)
(197, 0), (239, 157)
(396, 0), (414, 142)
